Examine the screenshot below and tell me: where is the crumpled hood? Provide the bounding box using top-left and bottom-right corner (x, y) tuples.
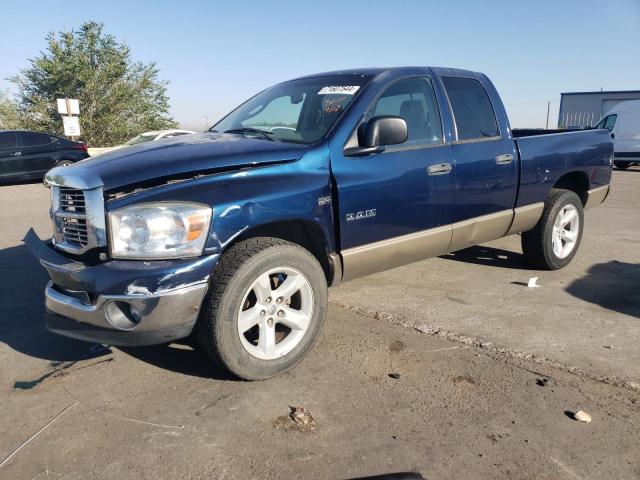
(67, 132), (310, 191)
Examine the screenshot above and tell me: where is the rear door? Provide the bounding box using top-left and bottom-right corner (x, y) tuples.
(18, 131), (59, 176)
(440, 75), (518, 250)
(0, 132), (20, 179)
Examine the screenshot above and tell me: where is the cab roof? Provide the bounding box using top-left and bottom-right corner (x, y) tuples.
(292, 66), (481, 80)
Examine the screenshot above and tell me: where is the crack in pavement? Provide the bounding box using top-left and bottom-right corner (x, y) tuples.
(0, 403), (78, 469)
(62, 386), (185, 430)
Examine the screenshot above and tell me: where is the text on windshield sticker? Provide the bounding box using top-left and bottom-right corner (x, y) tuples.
(318, 86), (360, 95)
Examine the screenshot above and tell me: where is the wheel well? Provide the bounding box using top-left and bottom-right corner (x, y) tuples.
(553, 171), (589, 206)
(230, 220), (333, 283)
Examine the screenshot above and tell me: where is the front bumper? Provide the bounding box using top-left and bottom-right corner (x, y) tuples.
(25, 229), (218, 346)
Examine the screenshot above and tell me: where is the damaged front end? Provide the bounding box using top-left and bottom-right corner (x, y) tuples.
(25, 133), (332, 347)
(25, 228), (217, 345)
(24, 165), (222, 346)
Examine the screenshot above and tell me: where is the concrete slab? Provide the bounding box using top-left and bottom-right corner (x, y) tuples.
(0, 169), (639, 479)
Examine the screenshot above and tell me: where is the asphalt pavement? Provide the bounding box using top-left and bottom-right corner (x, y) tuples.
(0, 168), (638, 479)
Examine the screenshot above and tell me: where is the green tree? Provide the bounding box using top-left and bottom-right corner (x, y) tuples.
(2, 21), (177, 146)
(0, 90), (21, 129)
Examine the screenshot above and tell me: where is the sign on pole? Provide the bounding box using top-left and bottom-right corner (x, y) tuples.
(62, 116), (81, 136)
(57, 98), (81, 138)
(56, 98), (80, 115)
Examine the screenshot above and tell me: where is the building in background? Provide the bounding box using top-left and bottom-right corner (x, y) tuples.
(558, 90), (640, 128)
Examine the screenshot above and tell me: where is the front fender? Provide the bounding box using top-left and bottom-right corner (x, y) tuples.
(105, 146), (336, 256)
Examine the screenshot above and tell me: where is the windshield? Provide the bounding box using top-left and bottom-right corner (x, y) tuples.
(212, 74), (373, 144)
(126, 134), (156, 145)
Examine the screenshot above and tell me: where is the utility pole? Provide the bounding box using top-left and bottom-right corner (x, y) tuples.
(545, 101), (551, 130)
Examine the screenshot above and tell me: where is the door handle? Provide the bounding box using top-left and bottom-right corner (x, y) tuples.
(11, 151), (22, 157)
(495, 154), (513, 164)
(427, 162), (452, 176)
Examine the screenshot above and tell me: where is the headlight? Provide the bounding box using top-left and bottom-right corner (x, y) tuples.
(108, 202), (212, 259)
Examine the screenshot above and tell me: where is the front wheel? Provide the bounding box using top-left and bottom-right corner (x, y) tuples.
(521, 189), (584, 270)
(196, 237), (328, 380)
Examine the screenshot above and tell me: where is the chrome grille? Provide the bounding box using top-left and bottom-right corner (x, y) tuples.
(53, 187), (90, 249)
(49, 179), (106, 254)
(61, 216), (89, 248)
(59, 187), (86, 214)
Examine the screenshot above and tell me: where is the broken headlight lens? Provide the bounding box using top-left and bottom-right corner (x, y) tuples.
(108, 202), (212, 259)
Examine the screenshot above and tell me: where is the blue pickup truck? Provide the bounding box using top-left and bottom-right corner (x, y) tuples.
(26, 67), (613, 380)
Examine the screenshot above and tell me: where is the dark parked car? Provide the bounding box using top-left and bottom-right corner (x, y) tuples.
(0, 130), (89, 183)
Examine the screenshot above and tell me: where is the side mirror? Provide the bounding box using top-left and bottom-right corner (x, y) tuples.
(611, 132), (615, 139)
(344, 116), (408, 157)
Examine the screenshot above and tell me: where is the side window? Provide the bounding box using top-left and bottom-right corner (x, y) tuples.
(20, 132), (53, 147)
(0, 132), (18, 149)
(603, 114), (617, 132)
(442, 77), (499, 141)
(369, 77), (443, 145)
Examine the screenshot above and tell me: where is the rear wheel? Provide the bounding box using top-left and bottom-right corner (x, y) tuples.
(521, 189), (584, 270)
(196, 237), (328, 380)
(614, 161), (630, 170)
(56, 159), (74, 167)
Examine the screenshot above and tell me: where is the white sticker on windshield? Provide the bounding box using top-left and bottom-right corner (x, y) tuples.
(318, 86), (360, 95)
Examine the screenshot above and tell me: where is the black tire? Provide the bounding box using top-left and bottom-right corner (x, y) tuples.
(614, 161), (630, 170)
(521, 189), (584, 270)
(56, 159), (74, 167)
(196, 237), (328, 380)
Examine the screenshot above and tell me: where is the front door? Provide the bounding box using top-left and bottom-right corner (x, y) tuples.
(331, 77), (456, 280)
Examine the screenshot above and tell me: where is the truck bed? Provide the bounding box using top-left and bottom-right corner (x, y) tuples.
(513, 128), (613, 208)
(512, 128), (582, 137)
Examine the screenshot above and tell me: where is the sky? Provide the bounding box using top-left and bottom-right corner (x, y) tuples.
(1, 0), (638, 130)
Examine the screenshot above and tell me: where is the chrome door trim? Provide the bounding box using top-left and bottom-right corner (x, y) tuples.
(451, 136), (502, 145)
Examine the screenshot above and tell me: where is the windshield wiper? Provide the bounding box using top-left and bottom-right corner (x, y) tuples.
(223, 128), (275, 141)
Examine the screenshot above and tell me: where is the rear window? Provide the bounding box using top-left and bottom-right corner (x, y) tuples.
(0, 132), (18, 149)
(20, 131), (54, 147)
(442, 77), (499, 141)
